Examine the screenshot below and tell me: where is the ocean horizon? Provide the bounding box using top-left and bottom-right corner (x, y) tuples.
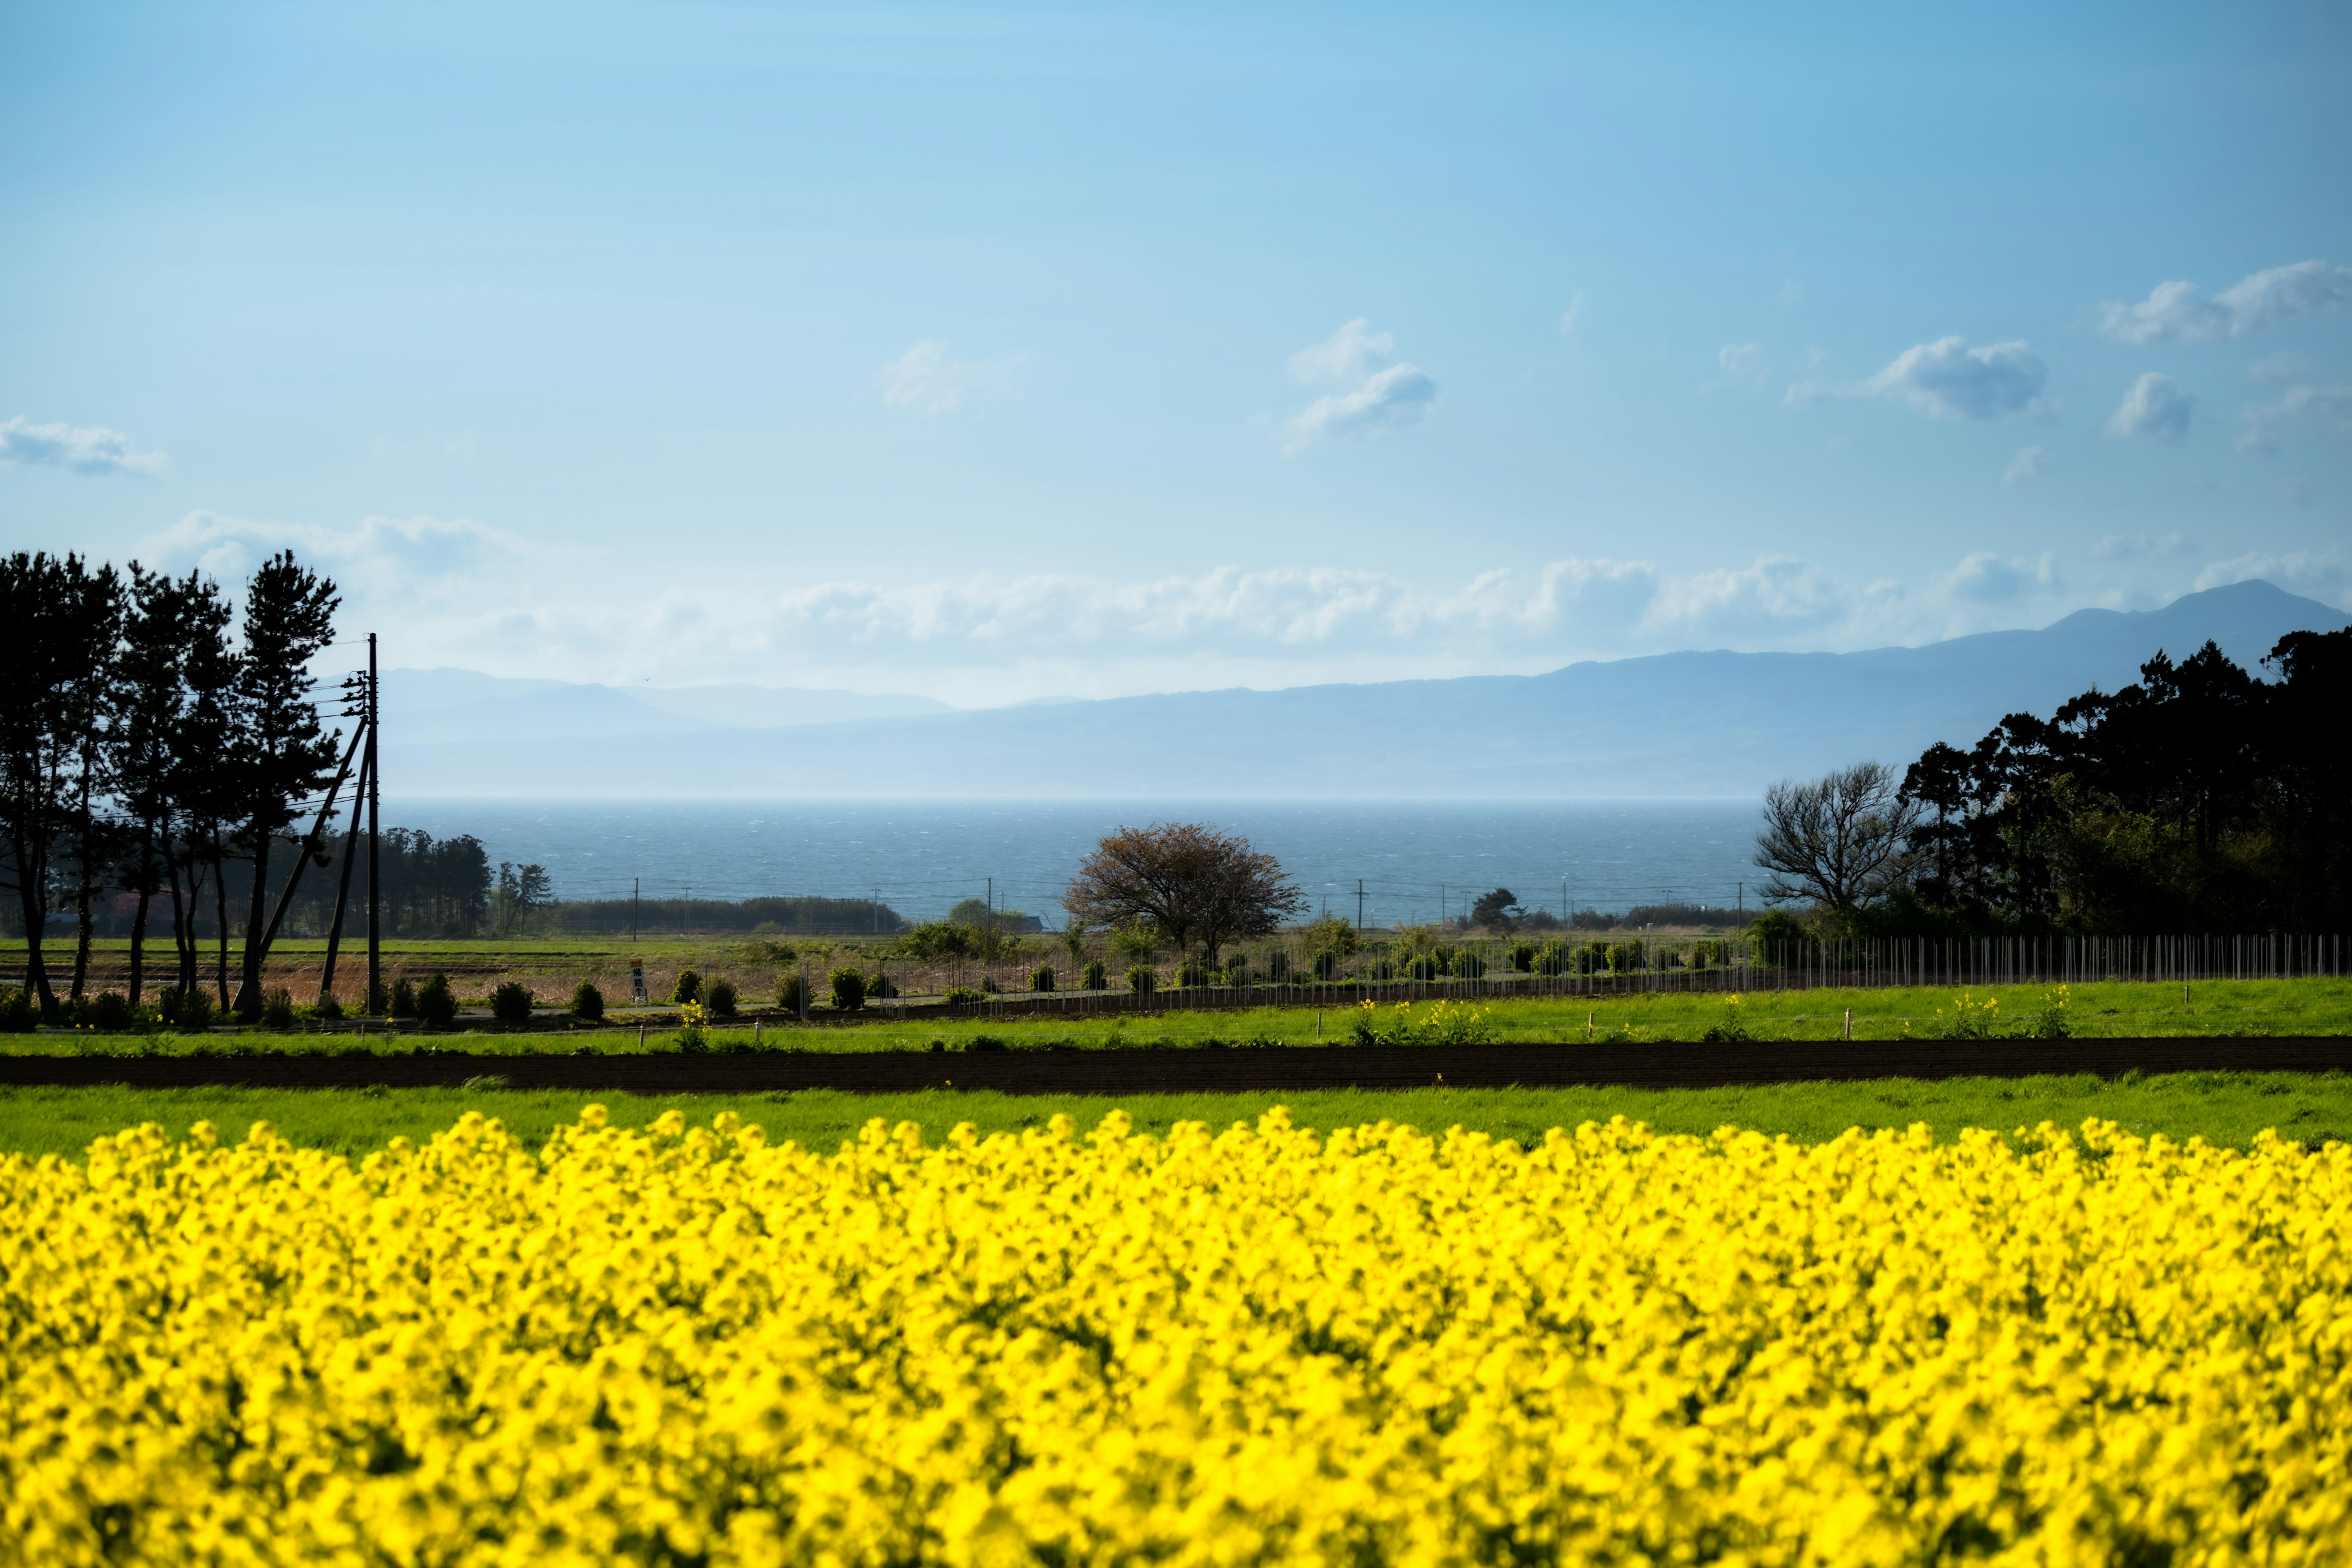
(382, 796), (1767, 929)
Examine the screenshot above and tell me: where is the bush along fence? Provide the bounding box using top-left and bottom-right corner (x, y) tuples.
(758, 931), (2352, 1027)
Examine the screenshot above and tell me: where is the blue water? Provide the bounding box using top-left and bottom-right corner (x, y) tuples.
(384, 797), (1766, 927)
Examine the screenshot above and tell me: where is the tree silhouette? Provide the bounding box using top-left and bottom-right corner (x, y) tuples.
(229, 552), (342, 1018)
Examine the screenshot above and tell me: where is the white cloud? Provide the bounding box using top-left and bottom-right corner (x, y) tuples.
(2003, 445), (2052, 484)
(1793, 337), (2049, 420)
(2248, 352), (2308, 385)
(1779, 279), (1803, 309)
(1863, 337), (2050, 420)
(2098, 260), (2352, 345)
(1556, 293), (1585, 334)
(2106, 372), (2194, 444)
(143, 511), (523, 596)
(1280, 318), (1436, 455)
(0, 415), (166, 476)
(1947, 551), (2059, 605)
(874, 341), (1016, 415)
(2237, 383), (2352, 453)
(2196, 549), (2344, 601)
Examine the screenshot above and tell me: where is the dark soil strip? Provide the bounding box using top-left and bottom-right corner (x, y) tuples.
(1, 1038), (2346, 1093)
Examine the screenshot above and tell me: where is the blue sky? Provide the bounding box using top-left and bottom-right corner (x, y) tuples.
(3, 1), (2348, 704)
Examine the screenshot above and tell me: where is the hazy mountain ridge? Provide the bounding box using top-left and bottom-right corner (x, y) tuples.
(380, 581), (2349, 798)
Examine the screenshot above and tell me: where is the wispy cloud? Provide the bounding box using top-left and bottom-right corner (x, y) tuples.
(2237, 383), (2352, 453)
(1705, 342), (1768, 394)
(2003, 446), (2052, 485)
(1790, 337), (2050, 421)
(874, 341), (1017, 415)
(1946, 551), (2059, 605)
(1556, 293), (1585, 334)
(1280, 319), (1436, 455)
(144, 511), (524, 594)
(0, 415), (166, 476)
(2106, 373), (2194, 444)
(2098, 260), (2352, 346)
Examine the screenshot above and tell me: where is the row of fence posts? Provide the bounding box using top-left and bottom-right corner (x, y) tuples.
(838, 931), (2347, 1020)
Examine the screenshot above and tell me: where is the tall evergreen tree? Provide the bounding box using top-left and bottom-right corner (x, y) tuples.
(0, 552), (118, 1015)
(228, 552), (341, 1018)
(110, 568), (205, 1005)
(63, 564), (126, 1001)
(165, 582), (239, 1007)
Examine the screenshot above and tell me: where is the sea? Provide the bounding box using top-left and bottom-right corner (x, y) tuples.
(383, 798), (1765, 928)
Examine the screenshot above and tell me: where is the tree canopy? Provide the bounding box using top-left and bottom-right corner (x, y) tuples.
(1064, 822), (1305, 962)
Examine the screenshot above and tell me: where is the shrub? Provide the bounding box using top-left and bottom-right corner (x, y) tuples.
(1453, 951), (1487, 979)
(674, 999), (707, 1053)
(867, 972), (900, 1000)
(316, 996), (345, 1021)
(1915, 992), (2003, 1041)
(0, 987), (34, 1033)
(1507, 941), (1537, 973)
(570, 981), (605, 1021)
(416, 974), (459, 1030)
(1029, 964), (1055, 993)
(179, 989), (216, 1032)
(390, 978), (418, 1019)
(1404, 956), (1441, 982)
(1700, 998), (1754, 1042)
(1125, 965), (1156, 996)
(829, 969), (867, 1012)
(491, 982), (534, 1023)
(979, 975), (1000, 994)
(86, 992), (135, 1031)
(1174, 959), (1208, 988)
(1747, 908), (1809, 953)
(1311, 951), (1340, 981)
(1082, 959), (1107, 990)
(776, 973), (810, 1014)
(2021, 986), (2073, 1039)
(1536, 943), (1569, 976)
(1350, 1000), (1498, 1047)
(670, 970), (703, 1005)
(262, 989), (297, 1030)
(706, 978), (739, 1018)
(943, 986), (986, 1006)
(1265, 950), (1292, 981)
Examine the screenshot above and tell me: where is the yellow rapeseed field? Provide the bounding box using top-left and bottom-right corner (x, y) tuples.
(2, 1107), (2347, 1566)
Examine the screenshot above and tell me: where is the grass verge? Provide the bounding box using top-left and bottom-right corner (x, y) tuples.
(2, 1071), (2345, 1162)
(11, 978), (2350, 1055)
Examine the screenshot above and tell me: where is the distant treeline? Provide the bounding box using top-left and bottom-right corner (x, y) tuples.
(1885, 628), (2350, 935)
(5, 828), (498, 943)
(545, 895), (905, 937)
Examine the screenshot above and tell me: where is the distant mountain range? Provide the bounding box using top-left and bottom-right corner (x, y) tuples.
(382, 579), (2350, 799)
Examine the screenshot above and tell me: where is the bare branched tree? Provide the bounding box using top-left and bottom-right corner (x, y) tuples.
(1064, 822), (1305, 963)
(1753, 761), (1920, 913)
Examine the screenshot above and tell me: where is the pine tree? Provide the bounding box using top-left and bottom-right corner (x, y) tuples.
(0, 552), (118, 1016)
(228, 553), (341, 1018)
(110, 568), (206, 1006)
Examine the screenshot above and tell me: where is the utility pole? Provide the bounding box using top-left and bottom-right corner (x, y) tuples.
(364, 632), (381, 1016)
(1355, 879), (1364, 930)
(986, 877), (993, 937)
(631, 877), (639, 943)
(872, 887), (880, 935)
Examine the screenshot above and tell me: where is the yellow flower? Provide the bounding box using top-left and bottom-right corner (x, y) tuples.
(0, 1110), (2345, 1564)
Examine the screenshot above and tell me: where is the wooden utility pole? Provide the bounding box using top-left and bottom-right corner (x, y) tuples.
(365, 632), (382, 1015)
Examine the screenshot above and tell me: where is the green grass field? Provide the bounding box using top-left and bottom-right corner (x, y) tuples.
(12, 978), (2349, 1055)
(2, 1070), (2345, 1162)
